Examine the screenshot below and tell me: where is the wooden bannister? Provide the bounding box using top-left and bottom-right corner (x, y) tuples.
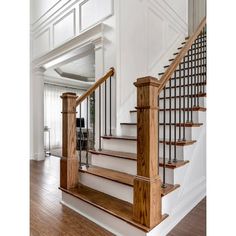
(133, 18), (206, 228)
(158, 17), (206, 92)
(76, 67), (115, 107)
(133, 77), (162, 228)
(60, 92), (78, 189)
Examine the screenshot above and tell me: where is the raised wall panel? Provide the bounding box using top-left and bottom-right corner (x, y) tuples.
(80, 0), (113, 31)
(53, 9), (76, 47)
(33, 29), (50, 58)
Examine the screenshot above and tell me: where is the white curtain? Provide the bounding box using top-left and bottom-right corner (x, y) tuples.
(44, 83), (86, 149)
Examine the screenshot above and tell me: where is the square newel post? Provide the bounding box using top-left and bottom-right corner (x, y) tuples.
(60, 93), (78, 189)
(133, 76), (162, 228)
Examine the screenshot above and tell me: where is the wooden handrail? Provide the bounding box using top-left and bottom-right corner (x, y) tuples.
(158, 17), (206, 93)
(76, 67), (115, 107)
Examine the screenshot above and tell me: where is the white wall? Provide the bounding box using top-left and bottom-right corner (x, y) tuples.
(115, 0), (188, 132)
(30, 0), (116, 160)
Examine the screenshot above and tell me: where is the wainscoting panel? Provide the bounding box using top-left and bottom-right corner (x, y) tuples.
(79, 0), (113, 31)
(53, 9), (76, 47)
(33, 28), (51, 58)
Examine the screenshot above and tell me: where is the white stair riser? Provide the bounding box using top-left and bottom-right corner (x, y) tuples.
(159, 97), (206, 108)
(102, 138), (193, 160)
(130, 109), (205, 123)
(91, 154), (188, 185)
(80, 172), (133, 203)
(79, 172), (179, 214)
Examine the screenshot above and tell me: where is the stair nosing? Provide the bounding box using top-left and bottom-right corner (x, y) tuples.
(89, 150), (189, 169)
(60, 185), (169, 232)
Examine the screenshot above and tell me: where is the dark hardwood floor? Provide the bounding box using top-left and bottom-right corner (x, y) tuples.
(167, 198), (206, 236)
(30, 156), (114, 236)
(30, 155), (206, 236)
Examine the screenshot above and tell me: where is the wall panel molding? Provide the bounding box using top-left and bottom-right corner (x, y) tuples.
(33, 28), (51, 58)
(53, 9), (76, 48)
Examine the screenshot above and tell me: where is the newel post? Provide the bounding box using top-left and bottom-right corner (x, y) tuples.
(60, 92), (78, 189)
(133, 76), (162, 228)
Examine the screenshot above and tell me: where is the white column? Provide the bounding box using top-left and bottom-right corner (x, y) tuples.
(93, 37), (104, 150)
(30, 68), (45, 161)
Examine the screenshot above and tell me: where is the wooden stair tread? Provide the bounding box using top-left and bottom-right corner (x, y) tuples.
(159, 140), (196, 146)
(121, 122), (203, 127)
(89, 149), (137, 160)
(89, 149), (189, 169)
(60, 184), (168, 232)
(102, 135), (136, 141)
(80, 165), (134, 186)
(130, 106), (206, 113)
(159, 93), (206, 99)
(80, 165), (180, 196)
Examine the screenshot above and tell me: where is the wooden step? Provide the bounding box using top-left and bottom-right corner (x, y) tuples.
(80, 165), (180, 197)
(165, 82), (206, 90)
(130, 106), (207, 113)
(159, 93), (206, 100)
(102, 135), (197, 146)
(90, 149), (189, 169)
(121, 122), (203, 127)
(60, 184), (168, 232)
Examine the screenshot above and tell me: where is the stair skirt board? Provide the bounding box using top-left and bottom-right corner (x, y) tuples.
(61, 178), (205, 236)
(91, 154), (188, 185)
(102, 139), (195, 161)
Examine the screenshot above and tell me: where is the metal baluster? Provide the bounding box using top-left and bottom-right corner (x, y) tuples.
(109, 76), (112, 136)
(183, 56), (186, 141)
(204, 27), (207, 93)
(92, 92), (95, 150)
(158, 96), (160, 174)
(187, 49), (190, 123)
(196, 35), (200, 107)
(104, 81), (107, 136)
(200, 31), (203, 93)
(173, 71), (177, 163)
(79, 104), (82, 168)
(99, 86), (102, 151)
(86, 97), (89, 168)
(178, 64), (182, 141)
(162, 87), (166, 188)
(168, 79), (172, 164)
(193, 42), (197, 107)
(190, 44), (194, 122)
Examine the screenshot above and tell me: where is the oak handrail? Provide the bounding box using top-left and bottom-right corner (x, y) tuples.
(158, 17), (206, 93)
(76, 67), (115, 107)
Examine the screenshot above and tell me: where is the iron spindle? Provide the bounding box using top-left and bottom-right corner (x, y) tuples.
(86, 97), (89, 168)
(92, 92), (95, 150)
(190, 44), (194, 122)
(187, 49), (190, 123)
(178, 63), (182, 141)
(104, 80), (107, 136)
(109, 76), (112, 136)
(183, 56), (186, 141)
(193, 42), (197, 107)
(196, 35), (200, 107)
(79, 104), (82, 168)
(173, 71), (177, 163)
(99, 86), (101, 151)
(162, 87), (166, 188)
(168, 79), (172, 164)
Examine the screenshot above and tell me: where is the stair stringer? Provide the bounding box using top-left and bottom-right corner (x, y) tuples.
(147, 123), (206, 236)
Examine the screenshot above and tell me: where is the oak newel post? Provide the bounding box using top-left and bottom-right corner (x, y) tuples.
(133, 76), (162, 228)
(60, 92), (78, 189)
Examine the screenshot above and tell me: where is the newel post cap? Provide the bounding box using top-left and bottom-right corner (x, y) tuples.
(61, 92), (78, 99)
(134, 76), (161, 88)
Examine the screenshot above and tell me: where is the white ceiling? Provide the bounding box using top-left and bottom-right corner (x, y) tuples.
(44, 49), (95, 89)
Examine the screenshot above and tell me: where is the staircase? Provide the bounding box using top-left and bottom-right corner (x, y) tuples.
(59, 18), (206, 236)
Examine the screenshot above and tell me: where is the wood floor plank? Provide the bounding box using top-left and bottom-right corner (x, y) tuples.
(30, 156), (115, 236)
